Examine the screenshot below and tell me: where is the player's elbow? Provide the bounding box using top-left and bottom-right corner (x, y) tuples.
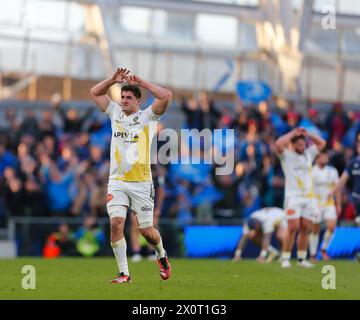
(318, 139), (326, 151)
(162, 89), (173, 103)
(274, 140), (283, 154)
(89, 87), (97, 98)
(321, 140), (327, 149)
(90, 88), (102, 106)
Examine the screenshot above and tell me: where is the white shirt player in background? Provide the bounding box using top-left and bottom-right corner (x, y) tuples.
(90, 68), (172, 283)
(232, 208), (288, 264)
(309, 150), (341, 262)
(275, 128), (326, 268)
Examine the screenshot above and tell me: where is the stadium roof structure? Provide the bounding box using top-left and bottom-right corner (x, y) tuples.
(1, 0), (360, 103)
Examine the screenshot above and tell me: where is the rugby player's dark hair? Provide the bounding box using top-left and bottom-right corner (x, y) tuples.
(121, 85), (141, 99)
(291, 135), (306, 144)
(319, 148), (329, 154)
(315, 148), (328, 162)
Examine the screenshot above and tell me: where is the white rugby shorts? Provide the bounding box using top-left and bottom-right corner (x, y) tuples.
(107, 180), (155, 229)
(313, 205), (337, 224)
(284, 196), (317, 221)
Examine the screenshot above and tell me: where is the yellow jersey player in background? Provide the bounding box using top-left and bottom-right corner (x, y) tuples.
(232, 207), (288, 263)
(275, 128), (326, 268)
(90, 68), (172, 283)
(309, 150), (341, 262)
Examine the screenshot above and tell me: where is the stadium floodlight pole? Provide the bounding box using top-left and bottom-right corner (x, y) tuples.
(84, 2), (122, 100)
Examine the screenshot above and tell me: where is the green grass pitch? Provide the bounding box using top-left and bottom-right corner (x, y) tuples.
(0, 258), (359, 300)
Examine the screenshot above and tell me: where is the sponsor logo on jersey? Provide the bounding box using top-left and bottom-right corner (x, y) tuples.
(113, 131), (139, 142)
(293, 164), (309, 172)
(141, 206), (152, 212)
(129, 120), (141, 127)
(287, 209), (296, 216)
(107, 194), (113, 203)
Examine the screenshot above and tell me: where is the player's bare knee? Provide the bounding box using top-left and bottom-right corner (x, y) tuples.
(288, 219), (300, 232)
(110, 219), (125, 237)
(289, 224), (299, 234)
(139, 229), (152, 241)
(139, 227), (158, 245)
(299, 223), (310, 235)
(312, 224), (321, 234)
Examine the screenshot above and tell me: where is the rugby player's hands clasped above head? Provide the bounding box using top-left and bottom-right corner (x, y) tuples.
(112, 68), (130, 84)
(294, 127), (307, 137)
(126, 75), (142, 87)
(113, 68), (143, 87)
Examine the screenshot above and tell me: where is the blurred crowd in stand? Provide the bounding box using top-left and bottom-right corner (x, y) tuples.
(0, 92), (359, 231)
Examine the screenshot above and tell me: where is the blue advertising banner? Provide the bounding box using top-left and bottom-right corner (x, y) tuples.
(236, 81), (272, 104)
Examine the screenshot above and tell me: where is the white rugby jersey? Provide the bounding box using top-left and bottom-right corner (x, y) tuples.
(312, 165), (339, 207)
(251, 208), (286, 234)
(105, 101), (160, 182)
(279, 145), (319, 199)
